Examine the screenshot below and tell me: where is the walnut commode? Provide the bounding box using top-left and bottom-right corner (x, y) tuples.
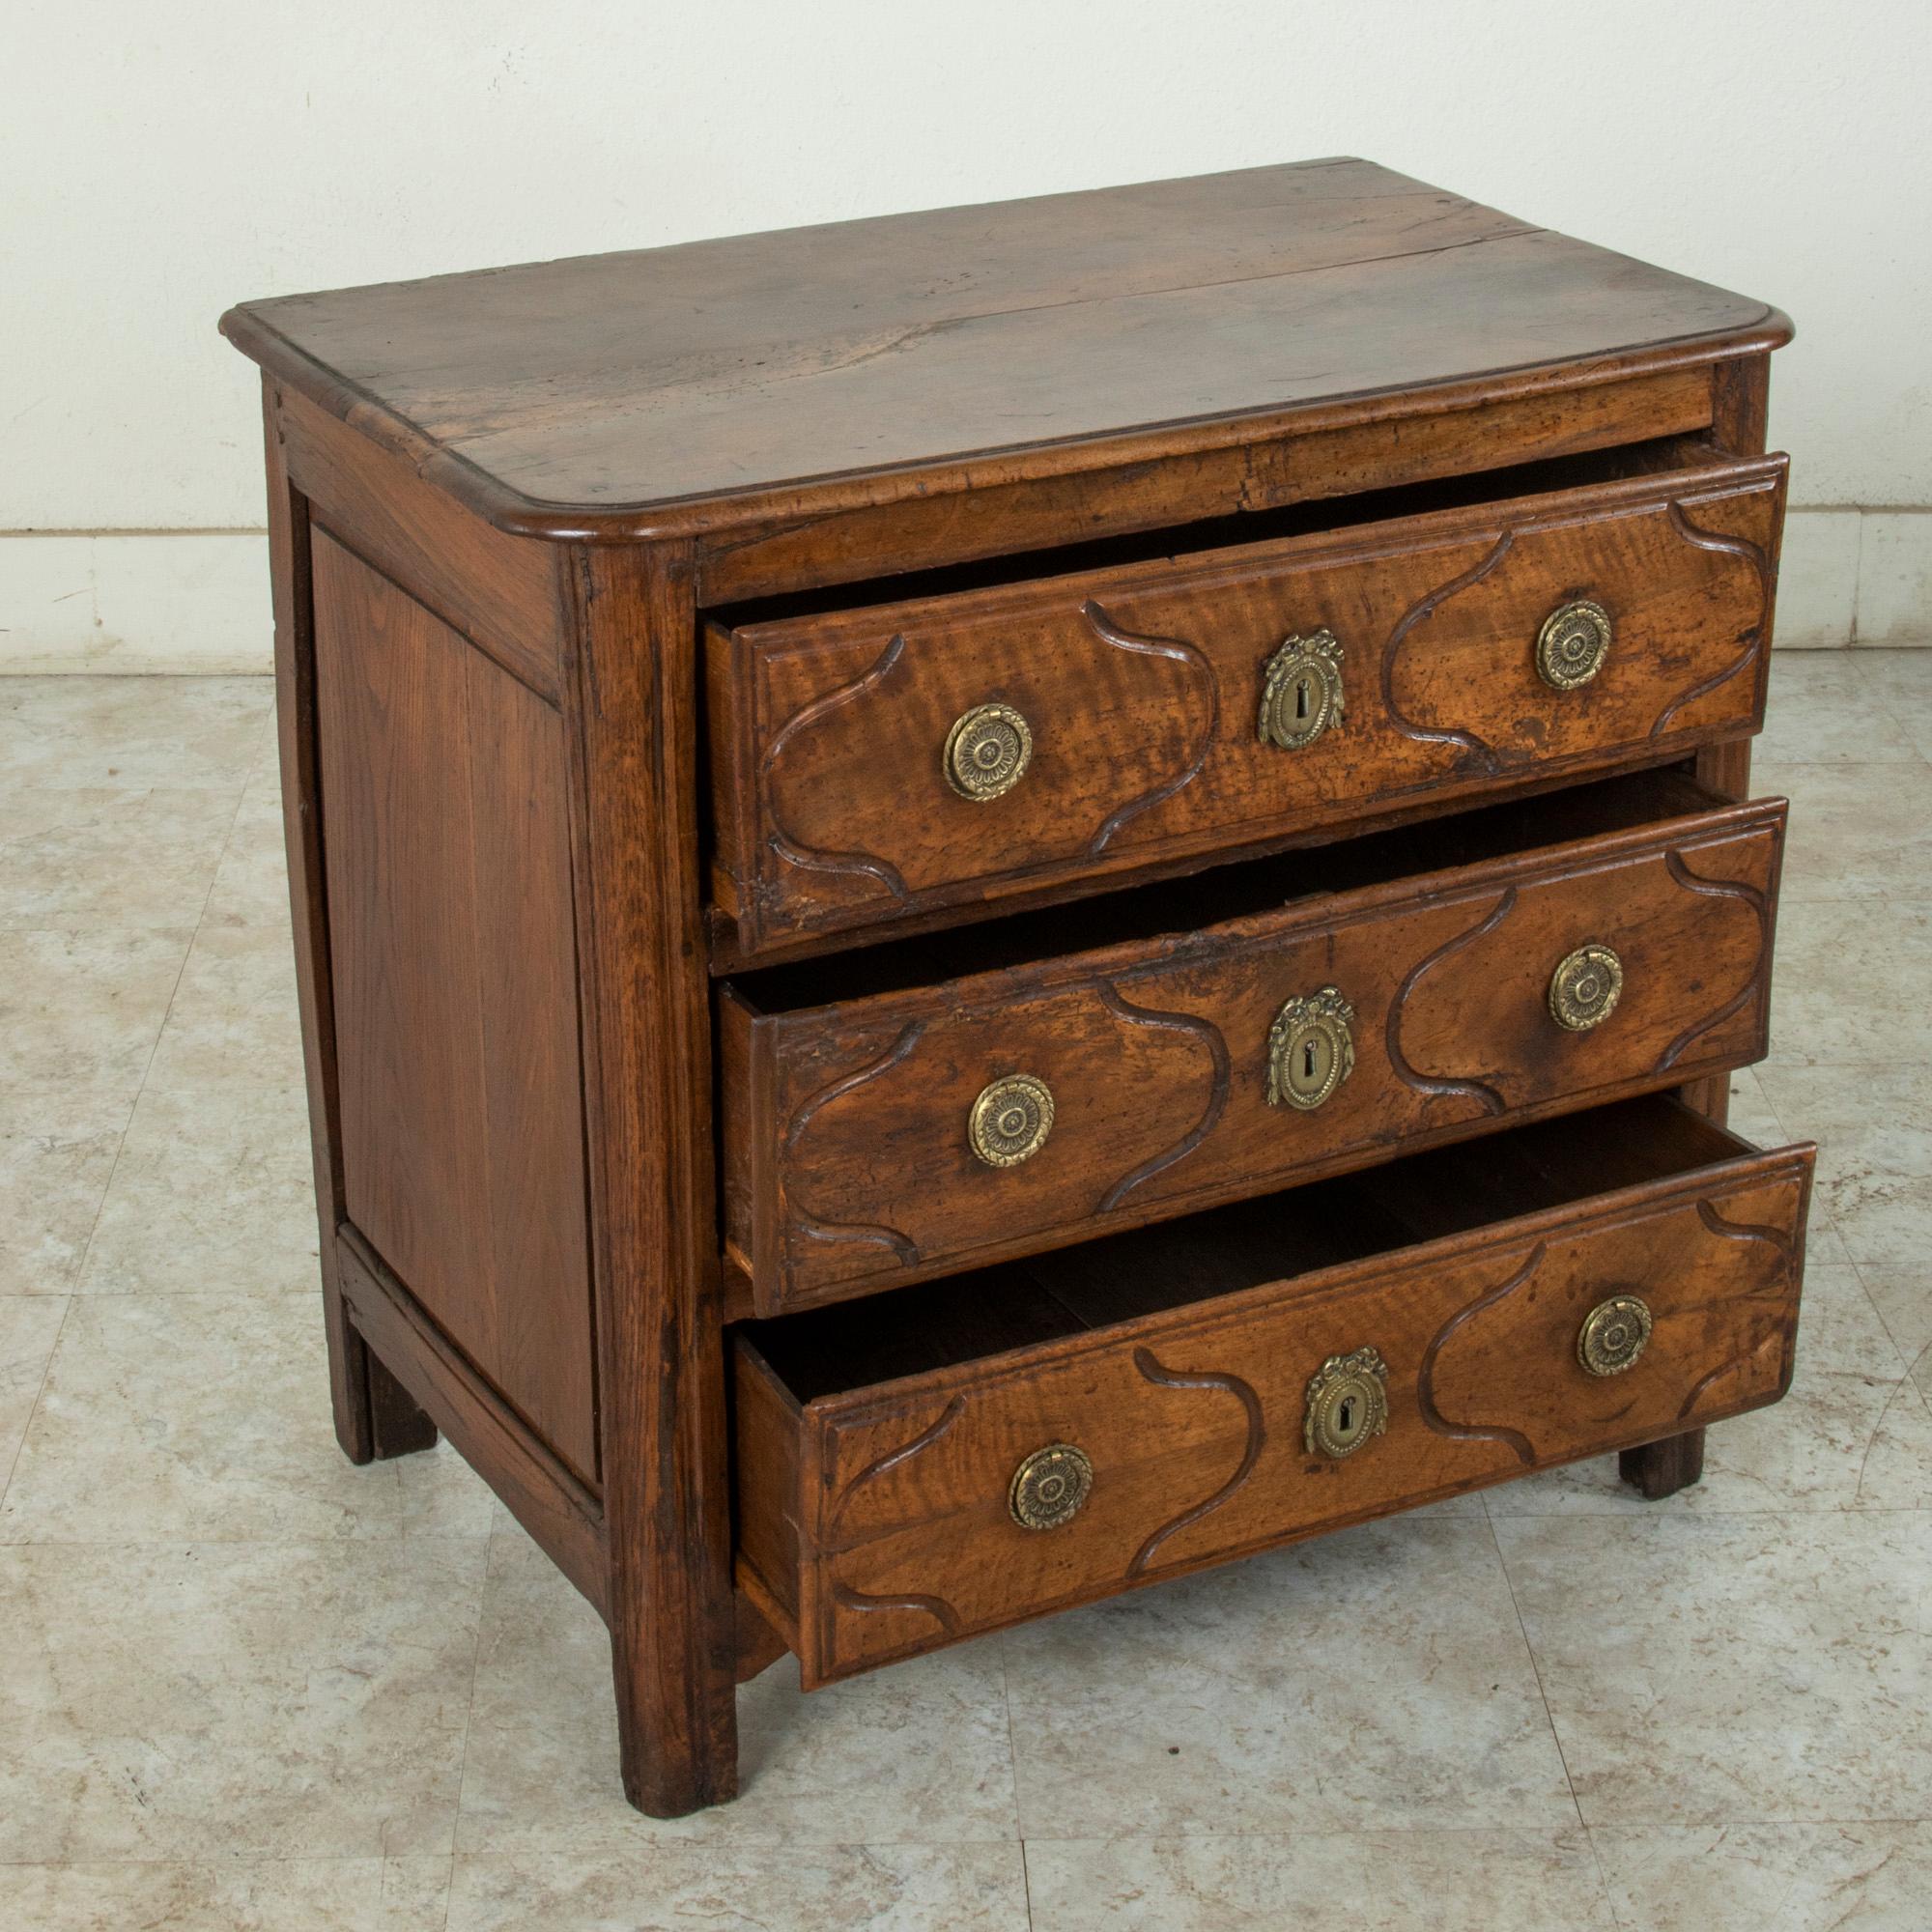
(223, 158), (1809, 1815)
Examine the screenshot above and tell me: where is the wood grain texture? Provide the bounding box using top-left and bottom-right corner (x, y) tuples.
(278, 386), (566, 700)
(722, 781), (1787, 1311)
(559, 541), (739, 1817)
(735, 1101), (1813, 1686)
(222, 173), (1801, 1815)
(692, 367), (1717, 604)
(261, 383), (435, 1464)
(709, 454), (1786, 952)
(220, 159), (1787, 538)
(312, 533), (597, 1483)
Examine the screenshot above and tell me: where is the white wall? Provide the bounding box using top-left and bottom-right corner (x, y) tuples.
(4, 0), (1926, 667)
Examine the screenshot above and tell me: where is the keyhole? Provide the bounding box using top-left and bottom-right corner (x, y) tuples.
(1337, 1395), (1356, 1435)
(1295, 676), (1312, 721)
(1302, 1039), (1318, 1081)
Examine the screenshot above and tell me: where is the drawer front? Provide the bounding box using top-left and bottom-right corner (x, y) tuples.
(724, 797), (1786, 1311)
(740, 1139), (1812, 1687)
(708, 456), (1786, 953)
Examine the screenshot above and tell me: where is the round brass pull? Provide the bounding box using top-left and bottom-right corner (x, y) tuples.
(1578, 1294), (1654, 1377)
(1265, 986), (1355, 1111)
(1537, 598), (1613, 690)
(1304, 1346), (1389, 1460)
(945, 702), (1033, 801)
(968, 1074), (1055, 1168)
(1549, 943), (1624, 1032)
(1009, 1442), (1093, 1529)
(1258, 630), (1345, 751)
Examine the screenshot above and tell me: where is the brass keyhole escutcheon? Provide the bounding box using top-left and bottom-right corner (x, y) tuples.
(1258, 630), (1345, 752)
(1266, 986), (1356, 1111)
(1578, 1294), (1654, 1377)
(968, 1073), (1055, 1168)
(1304, 1346), (1390, 1460)
(1537, 598), (1614, 691)
(1549, 943), (1625, 1032)
(1009, 1442), (1093, 1529)
(944, 702), (1033, 801)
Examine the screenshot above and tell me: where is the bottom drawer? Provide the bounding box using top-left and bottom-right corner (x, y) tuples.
(733, 1095), (1813, 1687)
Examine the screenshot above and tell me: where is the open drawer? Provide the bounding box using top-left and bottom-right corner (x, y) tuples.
(720, 769), (1787, 1314)
(706, 448), (1787, 956)
(733, 1095), (1813, 1687)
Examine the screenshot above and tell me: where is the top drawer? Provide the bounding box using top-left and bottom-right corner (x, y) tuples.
(705, 453), (1786, 956)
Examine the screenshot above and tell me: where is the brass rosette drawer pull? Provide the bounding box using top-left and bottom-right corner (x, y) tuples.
(1578, 1294), (1654, 1377)
(968, 1074), (1055, 1167)
(1303, 1346), (1390, 1460)
(1258, 630), (1345, 751)
(1537, 598), (1613, 690)
(1009, 1442), (1093, 1529)
(945, 701), (1033, 800)
(1266, 986), (1355, 1111)
(1548, 943), (1624, 1032)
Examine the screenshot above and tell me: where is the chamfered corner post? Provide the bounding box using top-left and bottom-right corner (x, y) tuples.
(260, 377), (436, 1466)
(562, 536), (740, 1817)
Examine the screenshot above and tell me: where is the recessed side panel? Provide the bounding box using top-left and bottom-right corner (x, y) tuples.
(311, 529), (598, 1486)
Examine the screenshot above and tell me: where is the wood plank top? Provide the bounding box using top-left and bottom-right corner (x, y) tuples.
(222, 158), (1787, 539)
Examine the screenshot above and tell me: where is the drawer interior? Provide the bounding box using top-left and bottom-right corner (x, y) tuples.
(724, 766), (1746, 1015)
(738, 1093), (1762, 1402)
(711, 431), (1734, 630)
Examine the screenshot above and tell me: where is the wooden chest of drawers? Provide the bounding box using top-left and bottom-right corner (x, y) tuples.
(222, 158), (1808, 1817)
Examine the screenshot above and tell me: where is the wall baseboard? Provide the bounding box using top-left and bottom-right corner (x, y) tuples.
(1, 532), (272, 672)
(2, 511), (1927, 671)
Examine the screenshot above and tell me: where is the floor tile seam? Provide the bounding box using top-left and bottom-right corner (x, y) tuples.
(0, 1296), (72, 1512)
(11, 1814), (1931, 1869)
(443, 1537), (496, 1883)
(1485, 1512), (1588, 1833)
(1841, 1250), (1932, 1379)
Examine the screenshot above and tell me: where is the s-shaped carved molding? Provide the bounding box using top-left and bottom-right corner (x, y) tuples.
(1379, 531), (1514, 771)
(1384, 888), (1516, 1118)
(827, 1396), (965, 1534)
(1648, 501), (1774, 738)
(1415, 1243), (1548, 1466)
(1079, 599), (1220, 854)
(1094, 982), (1232, 1213)
(1126, 1347), (1266, 1577)
(781, 1020), (926, 1269)
(761, 633), (914, 908)
(1656, 850), (1771, 1069)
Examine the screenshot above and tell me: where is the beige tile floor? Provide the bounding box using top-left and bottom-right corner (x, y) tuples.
(1, 660), (1928, 1931)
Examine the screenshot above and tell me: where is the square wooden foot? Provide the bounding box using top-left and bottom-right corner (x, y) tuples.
(1619, 1427), (1706, 1500)
(326, 1300), (437, 1463)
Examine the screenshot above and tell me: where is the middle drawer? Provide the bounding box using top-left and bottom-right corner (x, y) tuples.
(719, 769), (1785, 1314)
